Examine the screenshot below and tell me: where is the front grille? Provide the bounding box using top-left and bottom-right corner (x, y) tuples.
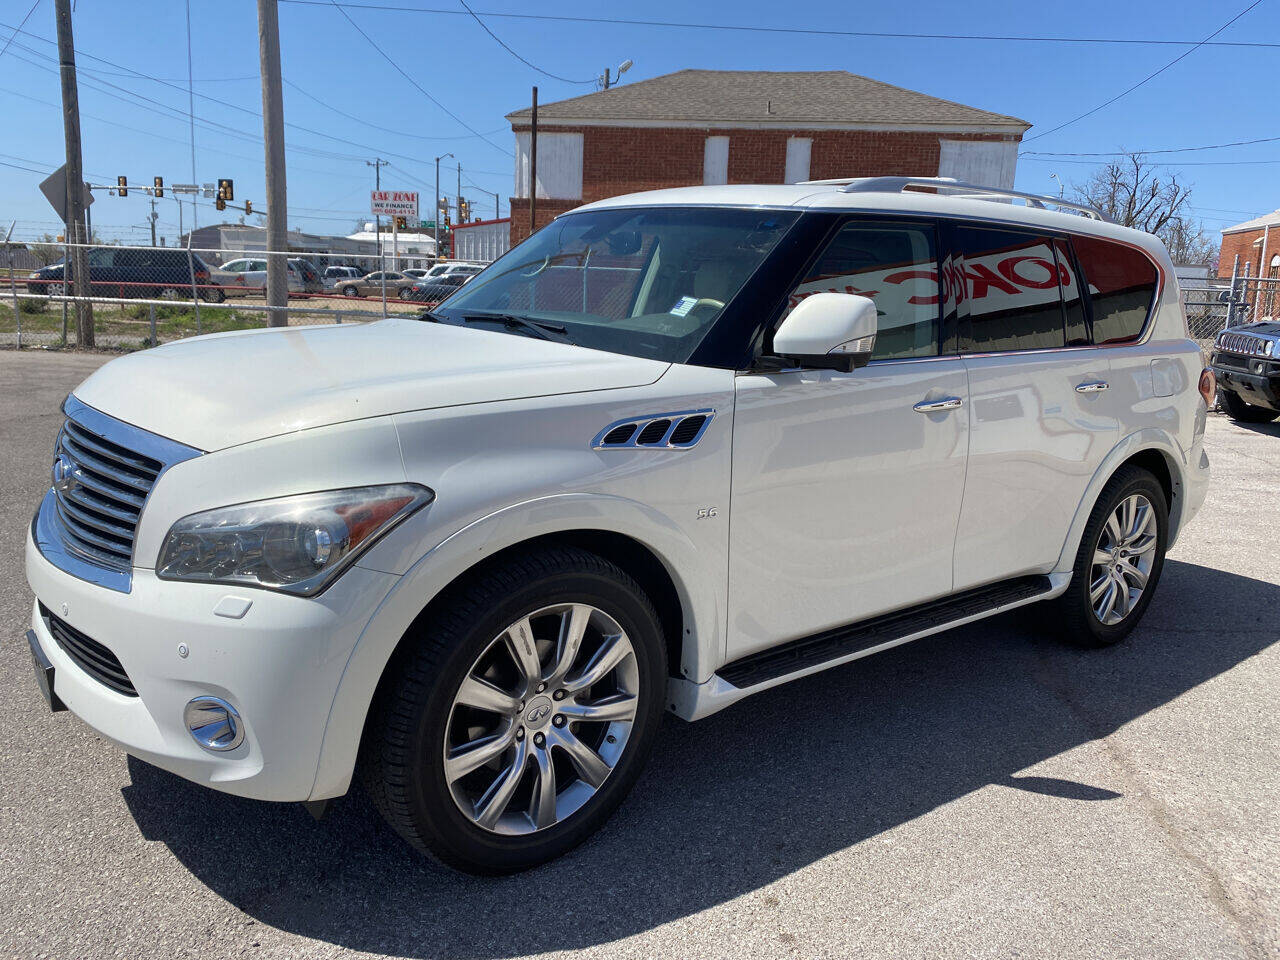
(52, 416), (163, 571)
(1217, 331), (1273, 357)
(39, 603), (136, 696)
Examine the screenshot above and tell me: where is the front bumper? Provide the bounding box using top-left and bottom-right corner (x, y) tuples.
(1211, 358), (1280, 412)
(24, 527), (399, 802)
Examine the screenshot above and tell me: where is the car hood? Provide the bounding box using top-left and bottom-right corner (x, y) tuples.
(72, 317), (671, 451)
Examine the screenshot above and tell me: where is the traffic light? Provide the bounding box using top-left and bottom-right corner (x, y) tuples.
(153, 176), (163, 197)
(217, 178), (234, 201)
(459, 199), (470, 222)
(395, 215), (407, 229)
(216, 196), (226, 211)
(117, 175), (128, 197)
(444, 214), (451, 228)
(244, 200), (252, 215)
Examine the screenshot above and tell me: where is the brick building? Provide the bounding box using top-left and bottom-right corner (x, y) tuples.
(1218, 209), (1280, 280)
(506, 69), (1030, 243)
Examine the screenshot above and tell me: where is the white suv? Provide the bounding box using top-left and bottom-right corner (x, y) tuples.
(24, 178), (1212, 874)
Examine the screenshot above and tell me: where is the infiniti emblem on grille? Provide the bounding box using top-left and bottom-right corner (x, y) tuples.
(51, 453), (78, 495)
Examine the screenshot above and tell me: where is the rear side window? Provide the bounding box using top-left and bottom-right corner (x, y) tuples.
(947, 226), (1074, 353)
(1072, 235), (1159, 344)
(782, 220), (940, 360)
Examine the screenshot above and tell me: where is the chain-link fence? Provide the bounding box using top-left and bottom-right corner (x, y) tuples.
(0, 240), (489, 349)
(1183, 276), (1279, 346)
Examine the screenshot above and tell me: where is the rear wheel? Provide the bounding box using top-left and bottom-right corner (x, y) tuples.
(342, 284), (359, 297)
(1053, 466), (1168, 647)
(362, 546), (666, 874)
(1219, 387), (1279, 423)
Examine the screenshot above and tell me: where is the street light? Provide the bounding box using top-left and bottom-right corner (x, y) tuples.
(1049, 172), (1064, 198)
(602, 59), (633, 90)
(435, 153), (454, 260)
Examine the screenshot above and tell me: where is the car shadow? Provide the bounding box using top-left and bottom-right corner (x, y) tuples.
(1220, 416), (1280, 438)
(120, 559), (1278, 958)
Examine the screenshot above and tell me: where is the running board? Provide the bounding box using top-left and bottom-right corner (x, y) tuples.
(717, 575), (1054, 690)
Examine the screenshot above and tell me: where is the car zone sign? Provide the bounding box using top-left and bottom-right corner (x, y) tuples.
(370, 191), (419, 217)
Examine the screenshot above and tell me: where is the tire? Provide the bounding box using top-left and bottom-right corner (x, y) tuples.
(1219, 388), (1280, 423)
(1053, 465), (1168, 648)
(202, 288), (226, 303)
(398, 288), (413, 300)
(342, 285), (359, 297)
(361, 545), (667, 874)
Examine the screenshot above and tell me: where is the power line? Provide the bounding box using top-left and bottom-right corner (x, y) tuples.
(278, 0), (1280, 49)
(1023, 0), (1266, 144)
(456, 0), (593, 85)
(325, 0), (512, 156)
(0, 0), (40, 63)
(1022, 134), (1280, 157)
(1020, 156), (1280, 166)
(282, 78), (506, 142)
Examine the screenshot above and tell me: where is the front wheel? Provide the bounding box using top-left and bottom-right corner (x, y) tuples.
(1053, 466), (1168, 647)
(1219, 388), (1280, 423)
(362, 546), (667, 874)
(341, 284), (359, 297)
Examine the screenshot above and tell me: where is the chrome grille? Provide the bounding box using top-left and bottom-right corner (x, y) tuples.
(52, 418), (161, 570)
(1216, 331), (1274, 357)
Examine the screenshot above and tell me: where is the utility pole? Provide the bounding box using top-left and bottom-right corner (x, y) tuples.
(435, 152), (453, 261)
(368, 158), (387, 310)
(149, 195), (157, 246)
(257, 0), (288, 326)
(456, 162), (462, 227)
(54, 0), (93, 347)
(529, 86), (537, 237)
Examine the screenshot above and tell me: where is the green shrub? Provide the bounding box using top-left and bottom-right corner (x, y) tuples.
(18, 298), (48, 314)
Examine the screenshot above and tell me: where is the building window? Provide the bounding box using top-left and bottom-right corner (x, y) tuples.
(784, 138), (812, 184)
(514, 131), (583, 200)
(703, 136), (729, 185)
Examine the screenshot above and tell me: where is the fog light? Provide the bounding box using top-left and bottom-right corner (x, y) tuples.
(184, 696), (244, 752)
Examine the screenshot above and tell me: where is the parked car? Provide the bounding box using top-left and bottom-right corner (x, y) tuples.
(290, 258), (324, 295)
(23, 178), (1212, 875)
(402, 268), (434, 280)
(322, 265), (362, 289)
(212, 257), (311, 298)
(336, 271), (418, 298)
(27, 247), (223, 302)
(403, 273), (468, 303)
(422, 262), (484, 280)
(1209, 321), (1280, 422)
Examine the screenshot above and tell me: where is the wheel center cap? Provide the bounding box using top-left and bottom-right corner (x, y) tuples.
(525, 695), (554, 730)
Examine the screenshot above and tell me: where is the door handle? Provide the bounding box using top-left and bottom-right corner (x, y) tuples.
(913, 396), (964, 413)
(1075, 380), (1110, 394)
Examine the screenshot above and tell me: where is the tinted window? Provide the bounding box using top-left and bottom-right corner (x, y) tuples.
(948, 226), (1073, 353)
(782, 220), (940, 360)
(1055, 238), (1089, 346)
(1072, 235), (1158, 344)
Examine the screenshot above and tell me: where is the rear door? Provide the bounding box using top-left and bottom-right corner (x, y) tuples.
(947, 223), (1119, 590)
(728, 217), (970, 660)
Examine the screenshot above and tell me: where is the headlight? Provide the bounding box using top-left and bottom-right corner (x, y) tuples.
(156, 484), (433, 595)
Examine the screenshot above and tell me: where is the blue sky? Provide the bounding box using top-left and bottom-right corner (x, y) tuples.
(0, 0), (1276, 244)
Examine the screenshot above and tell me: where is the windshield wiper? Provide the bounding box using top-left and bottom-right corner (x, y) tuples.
(416, 310), (445, 322)
(461, 312), (577, 345)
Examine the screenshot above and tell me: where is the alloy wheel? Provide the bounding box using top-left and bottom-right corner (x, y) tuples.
(1090, 494), (1158, 626)
(443, 603), (640, 835)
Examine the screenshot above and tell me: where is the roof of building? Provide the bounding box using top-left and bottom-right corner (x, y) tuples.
(506, 69), (1029, 131)
(1221, 210), (1280, 235)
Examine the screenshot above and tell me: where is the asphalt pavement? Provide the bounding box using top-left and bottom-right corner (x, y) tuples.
(0, 349), (1275, 960)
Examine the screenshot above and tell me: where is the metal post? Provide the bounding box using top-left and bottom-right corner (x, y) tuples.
(54, 0), (94, 346)
(529, 86), (538, 237)
(1228, 254), (1240, 328)
(258, 0), (289, 326)
(457, 163), (462, 228)
(186, 237), (201, 336)
(8, 244), (22, 349)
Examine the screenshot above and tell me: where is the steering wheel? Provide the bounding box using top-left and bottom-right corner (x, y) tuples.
(522, 256), (550, 278)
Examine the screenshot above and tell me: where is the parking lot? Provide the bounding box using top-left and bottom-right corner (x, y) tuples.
(0, 349), (1275, 960)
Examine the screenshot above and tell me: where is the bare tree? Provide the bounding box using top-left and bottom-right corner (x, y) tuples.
(1071, 152), (1218, 265)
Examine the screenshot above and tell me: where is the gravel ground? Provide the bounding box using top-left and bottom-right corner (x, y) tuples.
(0, 350), (1275, 960)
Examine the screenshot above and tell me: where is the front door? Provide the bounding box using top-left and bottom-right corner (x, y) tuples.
(726, 217), (970, 661)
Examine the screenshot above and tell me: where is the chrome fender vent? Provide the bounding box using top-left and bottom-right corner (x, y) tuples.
(593, 410), (715, 449)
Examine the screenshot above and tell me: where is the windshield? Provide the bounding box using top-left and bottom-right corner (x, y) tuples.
(435, 206), (799, 363)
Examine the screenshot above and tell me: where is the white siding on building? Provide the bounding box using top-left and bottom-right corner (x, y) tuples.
(452, 220), (510, 263)
(937, 140), (1018, 189)
(514, 132), (584, 200)
(784, 137), (812, 184)
(703, 136), (729, 185)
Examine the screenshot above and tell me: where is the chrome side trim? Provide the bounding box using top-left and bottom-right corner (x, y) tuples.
(592, 409), (716, 450)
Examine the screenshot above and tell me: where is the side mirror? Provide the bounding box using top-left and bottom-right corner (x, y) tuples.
(772, 293), (878, 372)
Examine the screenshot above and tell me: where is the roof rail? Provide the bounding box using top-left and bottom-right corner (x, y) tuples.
(808, 176), (1114, 223)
